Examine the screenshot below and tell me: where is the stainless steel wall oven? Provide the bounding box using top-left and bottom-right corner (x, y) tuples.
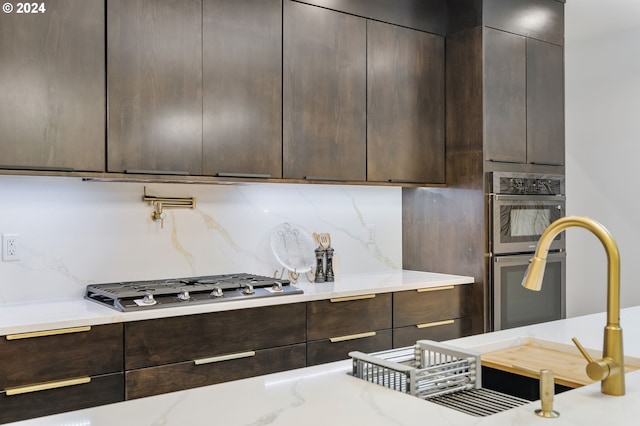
(490, 172), (566, 330)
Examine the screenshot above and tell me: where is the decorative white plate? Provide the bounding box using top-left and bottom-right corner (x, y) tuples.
(270, 222), (316, 274)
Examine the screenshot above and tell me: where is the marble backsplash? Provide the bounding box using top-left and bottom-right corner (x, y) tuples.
(0, 175), (401, 304)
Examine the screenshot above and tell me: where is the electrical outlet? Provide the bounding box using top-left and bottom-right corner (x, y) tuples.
(2, 234), (19, 261)
(366, 225), (376, 244)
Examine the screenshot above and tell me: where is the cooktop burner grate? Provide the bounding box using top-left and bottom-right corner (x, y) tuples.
(84, 273), (303, 312)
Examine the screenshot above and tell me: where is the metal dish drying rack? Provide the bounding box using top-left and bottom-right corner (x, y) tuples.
(350, 340), (530, 417)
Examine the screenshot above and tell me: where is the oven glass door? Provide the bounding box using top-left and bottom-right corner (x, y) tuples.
(492, 194), (565, 254)
(492, 252), (566, 331)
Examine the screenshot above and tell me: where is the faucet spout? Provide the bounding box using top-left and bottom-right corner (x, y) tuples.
(521, 216), (625, 396)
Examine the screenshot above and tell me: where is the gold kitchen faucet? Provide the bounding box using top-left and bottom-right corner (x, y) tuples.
(522, 216), (625, 396)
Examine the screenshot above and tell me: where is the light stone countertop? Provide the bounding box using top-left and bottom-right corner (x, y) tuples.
(0, 270), (473, 335)
(9, 306), (640, 425)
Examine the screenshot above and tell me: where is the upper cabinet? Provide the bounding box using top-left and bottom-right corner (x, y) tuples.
(107, 0), (203, 175)
(483, 0), (564, 46)
(484, 27), (564, 166)
(283, 1), (367, 181)
(526, 38), (564, 165)
(284, 1), (445, 184)
(367, 21), (445, 183)
(0, 0), (105, 172)
(202, 0), (282, 178)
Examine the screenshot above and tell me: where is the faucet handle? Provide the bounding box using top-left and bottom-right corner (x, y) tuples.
(572, 337), (613, 381)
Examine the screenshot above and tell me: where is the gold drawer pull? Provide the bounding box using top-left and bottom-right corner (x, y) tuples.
(329, 331), (377, 343)
(5, 377), (91, 396)
(194, 351), (256, 366)
(416, 319), (455, 329)
(416, 286), (454, 293)
(330, 294), (376, 303)
(6, 326), (92, 341)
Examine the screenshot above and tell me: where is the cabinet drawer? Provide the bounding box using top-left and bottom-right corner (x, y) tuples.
(0, 324), (123, 388)
(307, 293), (392, 341)
(393, 285), (472, 328)
(307, 328), (392, 366)
(125, 344), (306, 399)
(0, 372), (124, 424)
(125, 303), (306, 369)
(392, 317), (473, 348)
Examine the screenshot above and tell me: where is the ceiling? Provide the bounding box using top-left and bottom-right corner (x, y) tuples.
(566, 0), (640, 43)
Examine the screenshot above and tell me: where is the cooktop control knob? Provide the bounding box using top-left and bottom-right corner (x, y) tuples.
(243, 284), (255, 295)
(271, 282), (283, 292)
(177, 290), (190, 301)
(142, 293), (155, 305)
(210, 287), (223, 298)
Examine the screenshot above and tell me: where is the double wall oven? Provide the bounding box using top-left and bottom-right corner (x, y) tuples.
(490, 172), (566, 330)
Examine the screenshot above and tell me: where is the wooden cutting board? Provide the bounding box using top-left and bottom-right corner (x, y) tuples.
(481, 344), (639, 388)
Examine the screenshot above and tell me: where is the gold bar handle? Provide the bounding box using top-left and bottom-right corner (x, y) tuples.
(330, 331), (377, 343)
(6, 326), (91, 341)
(330, 294), (375, 303)
(416, 285), (454, 293)
(5, 377), (91, 396)
(194, 351), (256, 366)
(416, 319), (455, 329)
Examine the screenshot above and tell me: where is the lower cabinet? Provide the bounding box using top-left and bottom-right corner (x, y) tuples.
(0, 324), (124, 424)
(123, 303), (307, 399)
(392, 284), (473, 348)
(307, 293), (393, 365)
(393, 317), (473, 348)
(307, 329), (393, 365)
(0, 373), (124, 424)
(0, 285), (475, 421)
(126, 344), (306, 399)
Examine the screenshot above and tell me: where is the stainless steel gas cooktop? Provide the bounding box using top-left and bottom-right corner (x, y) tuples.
(84, 273), (303, 312)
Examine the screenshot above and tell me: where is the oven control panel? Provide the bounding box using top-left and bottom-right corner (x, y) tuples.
(492, 172), (564, 195)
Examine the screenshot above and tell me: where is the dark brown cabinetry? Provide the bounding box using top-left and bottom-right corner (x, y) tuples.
(124, 303), (306, 399)
(307, 293), (392, 365)
(484, 27), (564, 166)
(0, 0), (105, 172)
(0, 324), (124, 424)
(484, 28), (527, 164)
(283, 1), (367, 181)
(526, 38), (565, 165)
(392, 285), (473, 348)
(367, 21), (445, 183)
(203, 0), (282, 178)
(107, 0), (203, 175)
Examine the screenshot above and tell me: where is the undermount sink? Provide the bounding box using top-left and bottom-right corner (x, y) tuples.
(474, 337), (640, 400)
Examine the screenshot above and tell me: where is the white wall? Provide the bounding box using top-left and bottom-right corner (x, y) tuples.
(565, 1), (640, 316)
(0, 175), (401, 304)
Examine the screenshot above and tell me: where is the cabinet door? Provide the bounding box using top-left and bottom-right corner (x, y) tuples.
(0, 0), (105, 172)
(126, 344), (305, 399)
(393, 285), (472, 328)
(107, 0), (203, 175)
(367, 22), (444, 183)
(393, 318), (472, 348)
(125, 303), (306, 369)
(483, 28), (527, 163)
(527, 38), (564, 165)
(0, 324), (123, 389)
(0, 373), (123, 424)
(307, 329), (392, 366)
(283, 1), (366, 181)
(307, 293), (392, 341)
(203, 0), (282, 178)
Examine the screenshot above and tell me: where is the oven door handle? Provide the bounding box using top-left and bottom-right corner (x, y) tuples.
(493, 251), (566, 264)
(492, 194), (566, 202)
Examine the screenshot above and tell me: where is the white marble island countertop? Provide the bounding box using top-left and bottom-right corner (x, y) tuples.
(0, 270), (473, 335)
(10, 306), (640, 426)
